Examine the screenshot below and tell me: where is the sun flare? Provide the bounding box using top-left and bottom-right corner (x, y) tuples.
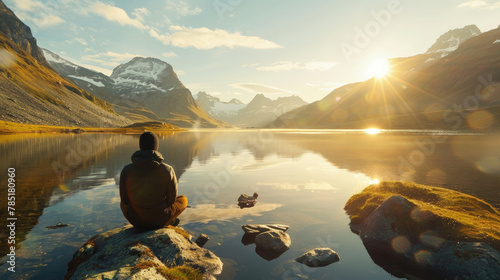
(367, 59), (390, 78)
(365, 128), (382, 135)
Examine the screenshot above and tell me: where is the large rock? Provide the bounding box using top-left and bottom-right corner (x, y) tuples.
(295, 248), (340, 267)
(241, 224), (289, 235)
(64, 225), (222, 280)
(357, 195), (500, 279)
(255, 230), (291, 253)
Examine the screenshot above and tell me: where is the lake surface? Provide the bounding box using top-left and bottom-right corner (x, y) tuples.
(1, 130), (499, 279)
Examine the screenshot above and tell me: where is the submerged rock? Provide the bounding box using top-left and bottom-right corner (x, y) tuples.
(242, 224), (289, 235)
(64, 225), (222, 280)
(295, 248), (340, 267)
(46, 222), (69, 229)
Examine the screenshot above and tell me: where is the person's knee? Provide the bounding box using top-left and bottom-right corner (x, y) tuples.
(177, 195), (188, 208)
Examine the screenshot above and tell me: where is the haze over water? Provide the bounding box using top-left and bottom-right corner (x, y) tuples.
(0, 130), (499, 279)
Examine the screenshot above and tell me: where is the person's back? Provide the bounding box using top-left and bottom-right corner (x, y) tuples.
(119, 132), (187, 230)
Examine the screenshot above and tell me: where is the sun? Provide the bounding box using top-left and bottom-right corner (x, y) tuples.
(365, 128), (382, 135)
(366, 59), (390, 78)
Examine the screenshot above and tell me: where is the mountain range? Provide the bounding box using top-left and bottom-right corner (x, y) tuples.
(42, 49), (229, 128)
(271, 24), (500, 130)
(1, 0), (499, 131)
(195, 91), (307, 127)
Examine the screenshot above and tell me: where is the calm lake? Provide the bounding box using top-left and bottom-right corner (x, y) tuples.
(1, 130), (499, 279)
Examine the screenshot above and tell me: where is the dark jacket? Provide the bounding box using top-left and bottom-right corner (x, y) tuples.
(119, 150), (177, 229)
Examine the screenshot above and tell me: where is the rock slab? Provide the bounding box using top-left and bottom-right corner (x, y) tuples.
(242, 224), (289, 235)
(64, 225), (223, 280)
(295, 248), (340, 267)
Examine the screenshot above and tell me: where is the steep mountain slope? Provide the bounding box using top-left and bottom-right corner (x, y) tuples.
(43, 51), (230, 128)
(0, 1), (48, 67)
(42, 48), (115, 92)
(109, 57), (229, 128)
(0, 1), (129, 127)
(271, 25), (500, 130)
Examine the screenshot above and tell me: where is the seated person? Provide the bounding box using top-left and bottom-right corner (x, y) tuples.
(119, 132), (187, 229)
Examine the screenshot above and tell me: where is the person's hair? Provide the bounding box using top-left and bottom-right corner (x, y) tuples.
(139, 132), (159, 151)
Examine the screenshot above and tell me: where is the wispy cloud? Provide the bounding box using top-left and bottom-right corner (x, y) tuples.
(65, 37), (88, 46)
(165, 0), (202, 16)
(229, 83), (298, 94)
(457, 0), (500, 9)
(256, 61), (337, 72)
(11, 0), (64, 28)
(150, 26), (282, 49)
(161, 51), (178, 58)
(82, 52), (145, 67)
(90, 2), (148, 30)
(132, 7), (150, 23)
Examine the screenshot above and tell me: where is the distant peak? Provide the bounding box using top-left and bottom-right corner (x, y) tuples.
(426, 24), (481, 54)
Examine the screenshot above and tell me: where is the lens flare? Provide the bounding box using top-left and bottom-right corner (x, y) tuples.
(365, 128), (381, 135)
(391, 235), (411, 254)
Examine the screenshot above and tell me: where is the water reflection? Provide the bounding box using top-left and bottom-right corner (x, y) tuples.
(0, 130), (499, 280)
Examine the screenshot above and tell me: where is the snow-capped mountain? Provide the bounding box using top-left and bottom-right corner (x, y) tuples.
(110, 57), (184, 96)
(426, 25), (481, 56)
(236, 94), (308, 127)
(195, 91), (246, 121)
(42, 52), (229, 127)
(42, 48), (115, 92)
(195, 92), (307, 128)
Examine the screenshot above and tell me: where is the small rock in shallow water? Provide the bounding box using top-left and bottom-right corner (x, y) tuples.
(242, 224), (289, 235)
(296, 248), (340, 267)
(255, 230), (291, 252)
(195, 233), (210, 248)
(46, 222), (69, 229)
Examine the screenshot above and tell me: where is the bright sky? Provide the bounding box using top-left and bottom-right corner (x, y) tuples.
(4, 0), (500, 103)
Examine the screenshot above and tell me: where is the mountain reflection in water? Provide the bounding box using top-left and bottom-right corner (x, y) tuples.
(0, 130), (499, 280)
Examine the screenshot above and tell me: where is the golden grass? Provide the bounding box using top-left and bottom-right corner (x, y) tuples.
(0, 120), (185, 134)
(345, 181), (500, 250)
(164, 225), (192, 240)
(0, 34), (115, 113)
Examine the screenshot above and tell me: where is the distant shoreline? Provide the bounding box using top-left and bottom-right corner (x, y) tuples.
(0, 120), (186, 135)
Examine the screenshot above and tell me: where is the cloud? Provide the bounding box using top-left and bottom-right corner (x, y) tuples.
(161, 51), (178, 58)
(150, 26), (282, 49)
(180, 203), (283, 223)
(176, 69), (186, 75)
(457, 0), (500, 9)
(12, 0), (64, 28)
(256, 182), (338, 191)
(166, 0), (202, 16)
(82, 52), (145, 67)
(12, 0), (44, 11)
(66, 37), (88, 45)
(256, 61), (337, 72)
(229, 83), (298, 94)
(90, 2), (148, 29)
(132, 7), (150, 23)
(31, 14), (64, 28)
